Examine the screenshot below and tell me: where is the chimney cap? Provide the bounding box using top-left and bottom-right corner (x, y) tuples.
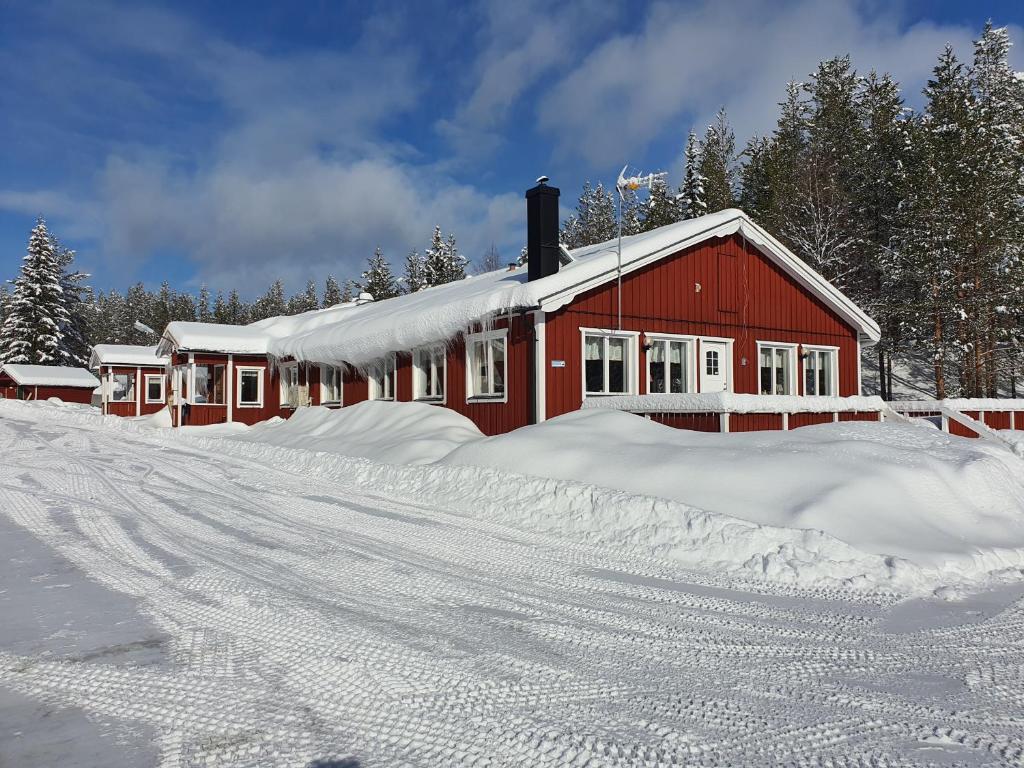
(535, 175), (549, 185)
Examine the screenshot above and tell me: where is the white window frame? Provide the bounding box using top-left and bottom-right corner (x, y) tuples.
(580, 328), (640, 397)
(801, 344), (840, 397)
(369, 354), (397, 401)
(756, 341), (799, 396)
(279, 362), (300, 408)
(237, 366), (264, 408)
(465, 328), (508, 403)
(644, 332), (696, 394)
(413, 344), (447, 403)
(319, 363), (343, 404)
(110, 371), (136, 403)
(144, 374), (165, 404)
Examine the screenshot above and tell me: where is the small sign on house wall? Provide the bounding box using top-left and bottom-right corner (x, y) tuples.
(551, 360), (566, 368)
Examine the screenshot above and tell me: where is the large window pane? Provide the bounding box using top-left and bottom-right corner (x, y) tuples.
(584, 336), (604, 393)
(669, 341), (687, 393)
(112, 373), (135, 402)
(608, 337), (626, 393)
(240, 369), (260, 405)
(146, 376), (162, 403)
(194, 366), (210, 403)
(490, 337), (505, 395)
(649, 341), (666, 393)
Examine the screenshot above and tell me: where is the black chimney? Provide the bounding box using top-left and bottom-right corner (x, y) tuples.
(526, 176), (560, 282)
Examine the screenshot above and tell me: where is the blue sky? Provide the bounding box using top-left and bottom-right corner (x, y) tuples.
(1, 0), (1022, 299)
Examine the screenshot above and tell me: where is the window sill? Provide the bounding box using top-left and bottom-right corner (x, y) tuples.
(584, 392), (634, 397)
(466, 395), (507, 404)
(414, 396), (445, 403)
(237, 403), (263, 408)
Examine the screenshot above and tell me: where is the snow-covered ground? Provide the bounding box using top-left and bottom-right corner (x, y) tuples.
(3, 400), (1024, 766)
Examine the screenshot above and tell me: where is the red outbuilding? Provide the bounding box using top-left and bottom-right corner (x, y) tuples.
(156, 181), (882, 433)
(0, 364), (100, 404)
(89, 345), (170, 417)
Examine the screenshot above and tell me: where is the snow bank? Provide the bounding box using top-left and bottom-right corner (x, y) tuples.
(582, 392), (886, 414)
(442, 410), (1024, 568)
(232, 401), (483, 465)
(5, 398), (1023, 596)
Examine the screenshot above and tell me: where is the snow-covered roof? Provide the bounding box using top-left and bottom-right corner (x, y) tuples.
(0, 364), (100, 388)
(156, 300), (362, 356)
(156, 209), (880, 367)
(272, 209), (880, 367)
(89, 344), (170, 368)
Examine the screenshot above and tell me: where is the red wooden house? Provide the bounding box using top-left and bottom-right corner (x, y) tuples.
(89, 345), (170, 417)
(0, 364), (99, 404)
(156, 180), (880, 433)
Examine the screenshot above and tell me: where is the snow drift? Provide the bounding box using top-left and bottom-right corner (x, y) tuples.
(233, 401), (483, 465)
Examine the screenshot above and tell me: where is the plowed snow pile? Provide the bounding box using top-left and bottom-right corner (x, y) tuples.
(237, 400), (483, 465)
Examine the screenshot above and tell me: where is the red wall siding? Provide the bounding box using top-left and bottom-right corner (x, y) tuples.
(37, 386), (94, 404)
(839, 412), (881, 422)
(544, 233), (860, 420)
(790, 413), (836, 429)
(731, 413), (784, 432)
(648, 413), (720, 432)
(982, 411), (1011, 430)
(344, 366), (369, 405)
(101, 365), (167, 417)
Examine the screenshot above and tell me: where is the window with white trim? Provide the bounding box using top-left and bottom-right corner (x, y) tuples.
(238, 367), (263, 407)
(466, 329), (506, 400)
(320, 364), (342, 403)
(758, 343), (795, 395)
(194, 364), (226, 405)
(280, 362), (299, 407)
(584, 332), (635, 395)
(647, 336), (693, 394)
(413, 344), (446, 401)
(803, 347), (838, 396)
(144, 374), (165, 404)
(369, 355), (396, 400)
(111, 372), (135, 402)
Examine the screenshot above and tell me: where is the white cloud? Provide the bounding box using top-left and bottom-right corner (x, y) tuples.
(537, 0), (1020, 166)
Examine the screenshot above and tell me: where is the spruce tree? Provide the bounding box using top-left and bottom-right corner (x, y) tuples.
(197, 285), (212, 323)
(253, 280), (287, 321)
(738, 135), (772, 223)
(402, 250), (427, 293)
(679, 131), (707, 219)
(0, 218), (69, 365)
(323, 275), (343, 307)
(51, 235), (91, 366)
(698, 109), (736, 213)
(361, 247), (400, 300)
(642, 176), (680, 231)
(226, 290), (249, 324)
(423, 228), (468, 287)
(213, 291), (228, 323)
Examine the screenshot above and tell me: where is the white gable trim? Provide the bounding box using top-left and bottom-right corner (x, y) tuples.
(535, 212), (881, 346)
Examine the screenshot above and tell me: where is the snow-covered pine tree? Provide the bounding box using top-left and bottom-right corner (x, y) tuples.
(402, 249), (427, 294)
(642, 175), (680, 231)
(698, 109), (737, 214)
(784, 56), (866, 292)
(213, 291), (228, 323)
(969, 22), (1024, 396)
(253, 280), (287, 321)
(51, 235), (91, 366)
(560, 182), (617, 248)
(197, 285), (212, 323)
(679, 131), (706, 219)
(288, 280), (319, 314)
(738, 135), (771, 223)
(855, 70), (912, 400)
(762, 81), (809, 238)
(445, 234), (468, 283)
(226, 290), (249, 324)
(0, 218), (70, 364)
(423, 227), (447, 288)
(362, 247), (400, 300)
(619, 188), (644, 236)
(341, 280), (359, 303)
(322, 276), (343, 307)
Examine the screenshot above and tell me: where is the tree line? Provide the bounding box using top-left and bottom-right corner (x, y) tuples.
(552, 23), (1024, 399)
(0, 222), (474, 359)
(2, 23), (1021, 398)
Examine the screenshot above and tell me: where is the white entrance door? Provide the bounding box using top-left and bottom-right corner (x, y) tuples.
(700, 341), (730, 392)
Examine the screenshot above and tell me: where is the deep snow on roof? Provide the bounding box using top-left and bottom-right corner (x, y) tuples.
(1, 364), (100, 388)
(157, 209), (880, 367)
(89, 344), (169, 368)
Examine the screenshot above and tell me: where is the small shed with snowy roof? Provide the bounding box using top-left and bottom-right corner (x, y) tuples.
(0, 364), (100, 404)
(89, 345), (170, 417)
